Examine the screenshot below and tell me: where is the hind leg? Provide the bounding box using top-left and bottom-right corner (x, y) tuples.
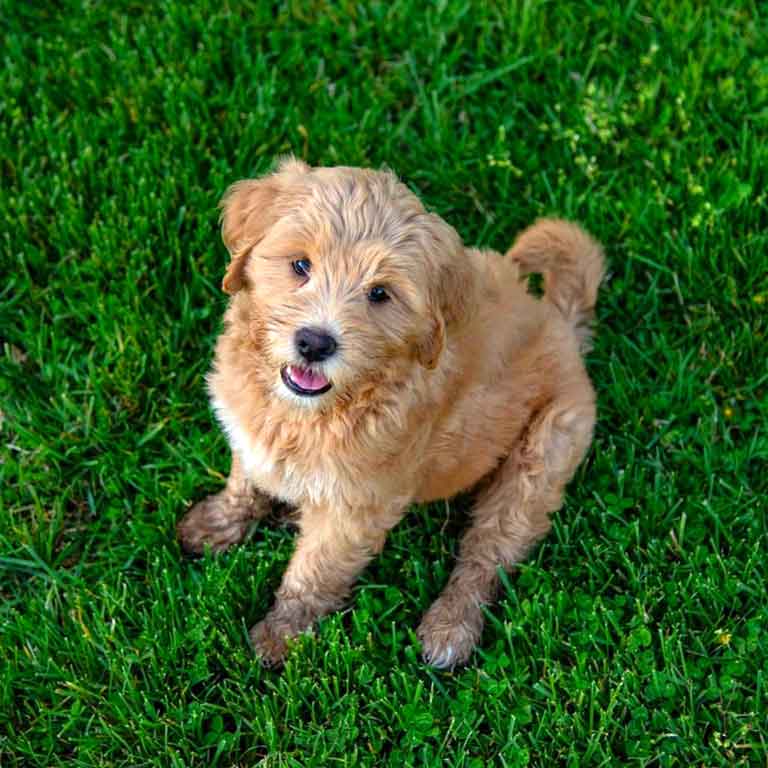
(177, 453), (271, 554)
(418, 395), (596, 668)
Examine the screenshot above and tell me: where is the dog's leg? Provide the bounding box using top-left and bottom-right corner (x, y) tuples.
(418, 396), (596, 668)
(177, 453), (270, 554)
(250, 505), (401, 666)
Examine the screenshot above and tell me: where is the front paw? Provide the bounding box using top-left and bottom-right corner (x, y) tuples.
(177, 494), (255, 555)
(249, 618), (291, 668)
(417, 596), (484, 670)
(249, 596), (321, 667)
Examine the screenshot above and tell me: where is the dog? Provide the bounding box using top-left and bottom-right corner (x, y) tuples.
(177, 158), (604, 668)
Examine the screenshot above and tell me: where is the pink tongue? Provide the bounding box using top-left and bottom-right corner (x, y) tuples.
(288, 365), (329, 391)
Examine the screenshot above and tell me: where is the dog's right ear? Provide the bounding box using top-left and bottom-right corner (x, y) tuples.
(219, 157), (310, 294)
(219, 177), (280, 294)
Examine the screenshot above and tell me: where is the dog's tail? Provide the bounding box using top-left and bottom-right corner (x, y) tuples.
(506, 218), (605, 351)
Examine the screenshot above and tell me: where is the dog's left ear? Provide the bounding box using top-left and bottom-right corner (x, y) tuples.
(416, 251), (475, 369)
(416, 311), (445, 370)
(435, 259), (474, 328)
(219, 157), (310, 294)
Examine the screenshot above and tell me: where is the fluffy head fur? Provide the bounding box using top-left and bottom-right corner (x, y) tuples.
(218, 158), (473, 410)
(179, 159), (604, 669)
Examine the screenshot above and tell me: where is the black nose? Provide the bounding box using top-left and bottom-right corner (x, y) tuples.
(295, 327), (337, 362)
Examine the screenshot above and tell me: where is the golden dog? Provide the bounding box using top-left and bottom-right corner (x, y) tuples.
(178, 158), (604, 668)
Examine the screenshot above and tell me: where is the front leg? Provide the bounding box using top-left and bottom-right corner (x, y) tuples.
(250, 504), (403, 666)
(178, 453), (270, 554)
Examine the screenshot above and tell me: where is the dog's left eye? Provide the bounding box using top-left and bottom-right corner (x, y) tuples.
(367, 285), (390, 303)
(292, 258), (312, 277)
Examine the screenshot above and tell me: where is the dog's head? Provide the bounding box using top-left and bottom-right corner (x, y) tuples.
(218, 158), (472, 409)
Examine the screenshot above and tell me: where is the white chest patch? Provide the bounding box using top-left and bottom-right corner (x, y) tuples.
(211, 396), (333, 506)
(210, 397), (276, 479)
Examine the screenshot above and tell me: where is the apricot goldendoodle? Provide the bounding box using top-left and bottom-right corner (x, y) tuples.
(177, 158), (604, 668)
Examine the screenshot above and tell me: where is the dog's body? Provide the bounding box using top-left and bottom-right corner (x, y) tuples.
(178, 159), (604, 668)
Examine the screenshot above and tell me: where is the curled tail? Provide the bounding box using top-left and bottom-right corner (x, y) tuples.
(506, 218), (605, 351)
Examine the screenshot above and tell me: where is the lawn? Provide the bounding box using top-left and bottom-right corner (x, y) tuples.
(1, 1), (767, 765)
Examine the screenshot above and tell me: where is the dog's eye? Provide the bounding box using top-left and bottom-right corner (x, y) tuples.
(367, 285), (390, 303)
(292, 258), (312, 277)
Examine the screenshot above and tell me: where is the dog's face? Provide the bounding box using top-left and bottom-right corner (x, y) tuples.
(218, 159), (470, 409)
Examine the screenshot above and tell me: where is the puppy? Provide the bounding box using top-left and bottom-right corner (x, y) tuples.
(178, 158), (604, 668)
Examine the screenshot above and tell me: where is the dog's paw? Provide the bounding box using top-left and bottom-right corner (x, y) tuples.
(249, 619), (290, 668)
(177, 494), (254, 555)
(416, 597), (484, 670)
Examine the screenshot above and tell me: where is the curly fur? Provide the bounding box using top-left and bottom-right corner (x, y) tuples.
(177, 158), (604, 668)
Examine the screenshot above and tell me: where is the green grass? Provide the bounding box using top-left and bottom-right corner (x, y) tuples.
(1, 0), (767, 765)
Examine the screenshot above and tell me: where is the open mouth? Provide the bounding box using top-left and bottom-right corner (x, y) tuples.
(281, 365), (332, 397)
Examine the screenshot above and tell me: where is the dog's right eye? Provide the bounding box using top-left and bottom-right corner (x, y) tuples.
(292, 258), (312, 277)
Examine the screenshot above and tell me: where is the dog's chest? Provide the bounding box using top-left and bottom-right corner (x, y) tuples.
(212, 397), (347, 506)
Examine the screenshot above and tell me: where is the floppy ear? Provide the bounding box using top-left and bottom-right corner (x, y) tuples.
(219, 177), (280, 294)
(219, 157), (310, 294)
(435, 259), (474, 328)
(415, 225), (475, 369)
(415, 311), (445, 370)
